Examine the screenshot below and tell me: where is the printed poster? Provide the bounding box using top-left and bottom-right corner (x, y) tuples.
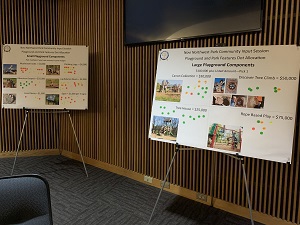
(149, 45), (300, 163)
(2, 44), (88, 110)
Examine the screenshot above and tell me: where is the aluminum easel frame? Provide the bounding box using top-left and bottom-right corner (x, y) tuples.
(147, 143), (254, 225)
(11, 109), (88, 177)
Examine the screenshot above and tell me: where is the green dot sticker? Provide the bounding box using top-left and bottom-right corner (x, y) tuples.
(183, 121), (186, 124)
(182, 114), (185, 117)
(256, 87), (259, 90)
(160, 106), (162, 108)
(248, 87), (253, 92)
(202, 96), (204, 98)
(257, 120), (260, 123)
(189, 115), (192, 118)
(167, 112), (170, 115)
(205, 87), (208, 90)
(161, 112), (164, 115)
(198, 115), (201, 118)
(260, 132), (263, 135)
(163, 106), (166, 109)
(172, 110), (175, 113)
(201, 87), (204, 90)
(187, 86), (190, 88)
(197, 92), (200, 95)
(204, 91), (207, 94)
(202, 115), (205, 118)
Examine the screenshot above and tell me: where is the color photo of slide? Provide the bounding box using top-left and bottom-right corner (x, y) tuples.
(207, 123), (242, 152)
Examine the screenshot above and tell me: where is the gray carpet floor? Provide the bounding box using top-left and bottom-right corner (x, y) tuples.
(0, 155), (263, 225)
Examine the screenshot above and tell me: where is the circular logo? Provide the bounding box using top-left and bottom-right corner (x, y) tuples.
(3, 45), (11, 52)
(160, 51), (169, 60)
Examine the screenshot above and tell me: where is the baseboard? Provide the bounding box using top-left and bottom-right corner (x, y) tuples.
(61, 150), (296, 225)
(0, 149), (60, 158)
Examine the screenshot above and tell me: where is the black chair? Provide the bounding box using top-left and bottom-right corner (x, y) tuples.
(0, 174), (53, 225)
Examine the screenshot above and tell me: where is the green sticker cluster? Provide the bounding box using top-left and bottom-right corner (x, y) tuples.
(248, 86), (260, 92)
(160, 106), (175, 115)
(182, 114), (206, 124)
(20, 81), (33, 89)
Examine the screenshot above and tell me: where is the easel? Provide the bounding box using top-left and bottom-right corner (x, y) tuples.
(11, 108), (88, 177)
(147, 143), (254, 225)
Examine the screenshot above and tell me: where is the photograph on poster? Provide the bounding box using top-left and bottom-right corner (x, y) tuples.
(212, 94), (231, 106)
(150, 115), (179, 142)
(3, 64), (17, 75)
(213, 78), (225, 93)
(3, 94), (16, 104)
(46, 79), (59, 89)
(3, 78), (17, 88)
(155, 79), (183, 102)
(45, 94), (59, 105)
(225, 78), (238, 94)
(231, 95), (247, 107)
(207, 123), (242, 152)
(46, 65), (60, 75)
(247, 96), (265, 109)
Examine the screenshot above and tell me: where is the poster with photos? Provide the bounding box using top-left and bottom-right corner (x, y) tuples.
(149, 45), (300, 163)
(2, 44), (88, 110)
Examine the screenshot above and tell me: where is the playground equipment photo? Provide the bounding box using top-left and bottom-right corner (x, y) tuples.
(150, 116), (179, 142)
(207, 123), (242, 152)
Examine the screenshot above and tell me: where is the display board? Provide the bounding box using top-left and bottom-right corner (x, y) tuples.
(2, 44), (88, 110)
(149, 45), (300, 163)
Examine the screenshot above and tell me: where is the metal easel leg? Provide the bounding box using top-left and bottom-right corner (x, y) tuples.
(241, 158), (254, 225)
(67, 111), (88, 177)
(225, 154), (254, 224)
(54, 111), (62, 155)
(11, 110), (29, 176)
(210, 151), (217, 206)
(148, 143), (179, 224)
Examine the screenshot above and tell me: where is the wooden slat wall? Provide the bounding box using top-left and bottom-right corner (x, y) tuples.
(0, 0), (299, 224)
(0, 0), (59, 152)
(56, 0), (300, 224)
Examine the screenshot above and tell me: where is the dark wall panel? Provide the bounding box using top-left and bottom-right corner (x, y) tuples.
(0, 0), (59, 152)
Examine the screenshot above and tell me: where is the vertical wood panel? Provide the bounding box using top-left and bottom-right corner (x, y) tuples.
(0, 0), (299, 224)
(0, 0), (59, 153)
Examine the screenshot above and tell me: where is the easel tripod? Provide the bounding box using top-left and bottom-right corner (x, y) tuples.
(148, 143), (254, 225)
(11, 109), (88, 177)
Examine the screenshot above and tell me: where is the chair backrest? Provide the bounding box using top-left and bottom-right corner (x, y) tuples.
(0, 174), (53, 225)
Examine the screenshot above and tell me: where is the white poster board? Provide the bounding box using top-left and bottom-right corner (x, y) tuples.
(2, 44), (88, 110)
(149, 45), (300, 163)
